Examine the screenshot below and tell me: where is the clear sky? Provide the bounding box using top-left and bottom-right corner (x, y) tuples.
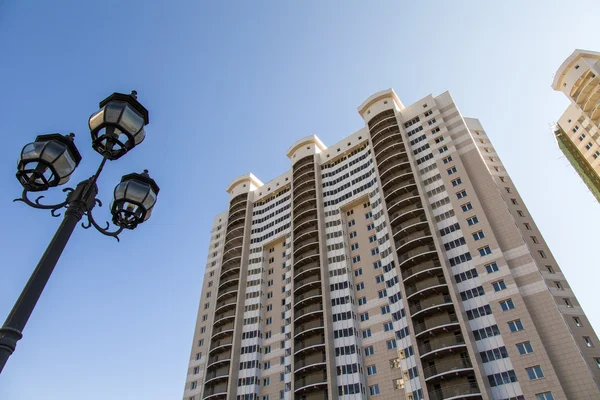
(0, 1), (599, 399)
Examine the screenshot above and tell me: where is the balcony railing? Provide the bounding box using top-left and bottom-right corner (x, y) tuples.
(423, 358), (473, 379)
(398, 244), (437, 265)
(294, 288), (322, 304)
(405, 275), (446, 297)
(295, 319), (325, 337)
(295, 303), (324, 320)
(409, 294), (453, 316)
(295, 352), (326, 370)
(211, 322), (234, 338)
(418, 334), (465, 356)
(428, 382), (481, 400)
(294, 262), (320, 278)
(295, 372), (328, 391)
(294, 334), (325, 354)
(209, 337), (233, 352)
(414, 313), (459, 335)
(207, 350), (232, 367)
(401, 262), (442, 282)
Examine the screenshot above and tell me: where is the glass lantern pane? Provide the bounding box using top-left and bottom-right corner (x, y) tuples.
(52, 152), (77, 180)
(40, 141), (67, 163)
(120, 105), (144, 134)
(89, 109), (105, 130)
(133, 128), (146, 145)
(124, 180), (149, 203)
(105, 101), (125, 123)
(114, 182), (127, 200)
(20, 142), (43, 161)
(143, 208), (153, 221)
(142, 188), (157, 210)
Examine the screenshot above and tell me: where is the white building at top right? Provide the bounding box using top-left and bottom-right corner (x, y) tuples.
(552, 49), (600, 202)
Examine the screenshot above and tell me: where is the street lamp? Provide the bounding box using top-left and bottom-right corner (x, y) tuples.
(0, 91), (160, 374)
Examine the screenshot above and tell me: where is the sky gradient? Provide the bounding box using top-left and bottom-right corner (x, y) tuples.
(0, 1), (599, 399)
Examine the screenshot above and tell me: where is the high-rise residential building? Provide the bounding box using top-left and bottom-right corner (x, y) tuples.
(183, 89), (600, 400)
(552, 49), (600, 202)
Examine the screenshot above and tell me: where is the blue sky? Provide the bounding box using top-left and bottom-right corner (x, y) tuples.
(0, 1), (599, 398)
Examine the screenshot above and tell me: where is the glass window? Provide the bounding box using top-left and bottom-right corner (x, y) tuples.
(508, 319), (524, 332)
(516, 341), (533, 355)
(500, 299), (515, 311)
(526, 365), (545, 380)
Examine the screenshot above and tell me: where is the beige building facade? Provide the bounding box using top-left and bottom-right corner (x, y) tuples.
(183, 89), (600, 400)
(552, 49), (600, 202)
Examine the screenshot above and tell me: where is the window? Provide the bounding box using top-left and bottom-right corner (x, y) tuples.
(508, 319), (524, 332)
(352, 255), (361, 263)
(358, 297), (367, 305)
(554, 281), (564, 290)
(369, 385), (380, 395)
(574, 317), (582, 327)
(564, 298), (573, 308)
(457, 190), (467, 199)
(263, 378), (270, 386)
(356, 282), (365, 291)
(381, 305), (390, 314)
(545, 265), (554, 274)
(375, 275), (384, 284)
(467, 216), (479, 226)
(500, 299), (515, 311)
(365, 346), (374, 356)
(595, 358), (600, 368)
(511, 198), (518, 205)
(530, 236), (539, 244)
(202, 315), (208, 321)
(516, 210), (524, 217)
(505, 187), (511, 193)
(526, 365), (545, 380)
(492, 280), (506, 292)
(461, 202), (473, 212)
(349, 231), (357, 238)
(264, 361), (270, 369)
(594, 151), (600, 159)
(200, 327), (206, 333)
(451, 178), (462, 187)
(363, 329), (372, 338)
(354, 268), (363, 277)
(586, 142), (593, 150)
(439, 146), (448, 153)
(584, 336), (594, 347)
(536, 393), (555, 400)
(472, 231), (485, 241)
(485, 262), (499, 273)
(443, 156), (453, 164)
(371, 248), (379, 255)
(524, 223), (531, 230)
(351, 243), (359, 251)
(579, 133), (586, 141)
(447, 166), (457, 174)
(383, 322), (394, 331)
(387, 340), (397, 349)
(516, 341), (534, 355)
(348, 220), (355, 227)
(479, 246), (492, 256)
(366, 365), (377, 376)
(538, 250), (547, 259)
(373, 261), (382, 269)
(360, 313), (369, 322)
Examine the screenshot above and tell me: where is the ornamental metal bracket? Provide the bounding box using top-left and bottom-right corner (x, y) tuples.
(81, 199), (124, 242)
(13, 187), (74, 217)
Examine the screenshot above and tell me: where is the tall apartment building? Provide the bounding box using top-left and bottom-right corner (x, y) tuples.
(183, 89), (600, 400)
(552, 49), (600, 202)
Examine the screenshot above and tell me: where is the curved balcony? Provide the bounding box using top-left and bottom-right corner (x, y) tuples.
(384, 180), (417, 200)
(379, 163), (413, 182)
(294, 371), (328, 393)
(229, 200), (246, 215)
(213, 308), (236, 327)
(204, 366), (229, 385)
(414, 312), (459, 336)
(215, 297), (237, 314)
(406, 275), (446, 299)
(293, 177), (316, 195)
(202, 385), (228, 400)
(388, 193), (422, 217)
(293, 239), (319, 258)
(293, 197), (317, 216)
(222, 245), (242, 260)
(367, 109), (395, 129)
(294, 335), (326, 356)
(223, 234), (243, 252)
(371, 126), (402, 149)
(226, 214), (245, 231)
(375, 141), (407, 162)
(402, 262), (443, 283)
(211, 322), (234, 340)
(418, 334), (465, 359)
(398, 244), (438, 268)
(294, 288), (322, 307)
(293, 157), (315, 173)
(229, 193), (247, 208)
(294, 168), (316, 185)
(392, 217), (429, 239)
(293, 250), (320, 270)
(428, 382), (481, 400)
(293, 187), (316, 205)
(216, 287), (237, 304)
(294, 319), (325, 339)
(370, 115), (399, 138)
(377, 151), (410, 173)
(228, 207), (246, 222)
(219, 259), (241, 278)
(373, 131), (404, 153)
(385, 185), (418, 208)
(293, 215), (318, 236)
(381, 170), (414, 190)
(209, 337), (233, 354)
(409, 294), (453, 318)
(395, 234), (433, 255)
(294, 226), (319, 244)
(207, 350), (232, 369)
(423, 358), (474, 381)
(294, 261), (320, 280)
(218, 275), (239, 292)
(224, 228), (244, 246)
(295, 352), (326, 373)
(294, 303), (324, 323)
(294, 273), (321, 294)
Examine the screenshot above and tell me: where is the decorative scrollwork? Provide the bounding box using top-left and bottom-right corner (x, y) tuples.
(13, 187), (74, 217)
(81, 203), (124, 242)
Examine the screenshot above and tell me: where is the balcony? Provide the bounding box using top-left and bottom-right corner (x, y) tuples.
(211, 322), (234, 340)
(405, 275), (446, 298)
(370, 117), (399, 141)
(401, 262), (442, 283)
(375, 141), (406, 162)
(293, 216), (318, 236)
(428, 382), (481, 400)
(294, 219), (319, 240)
(294, 262), (320, 280)
(295, 351), (326, 373)
(384, 179), (417, 199)
(219, 261), (241, 278)
(202, 384), (228, 400)
(293, 157), (315, 174)
(209, 337), (233, 353)
(397, 244), (438, 268)
(423, 358), (474, 380)
(216, 287), (237, 303)
(207, 350), (232, 368)
(227, 207), (246, 223)
(226, 214), (245, 231)
(418, 334), (465, 358)
(213, 308), (236, 327)
(293, 169), (316, 187)
(382, 171), (414, 191)
(379, 164), (413, 182)
(223, 233), (243, 250)
(371, 125), (402, 149)
(293, 177), (316, 195)
(387, 193), (422, 217)
(414, 312), (459, 336)
(409, 294), (453, 317)
(294, 288), (322, 307)
(294, 273), (322, 294)
(228, 200), (246, 216)
(222, 246), (242, 260)
(204, 365), (229, 385)
(372, 132), (404, 153)
(294, 333), (326, 355)
(395, 233), (433, 255)
(377, 152), (410, 173)
(392, 218), (429, 240)
(294, 303), (324, 322)
(229, 194), (247, 209)
(293, 188), (317, 207)
(293, 249), (320, 270)
(294, 318), (325, 339)
(293, 197), (317, 216)
(224, 224), (244, 242)
(294, 371), (328, 393)
(215, 296), (236, 314)
(218, 275), (239, 292)
(367, 109), (395, 129)
(293, 240), (319, 258)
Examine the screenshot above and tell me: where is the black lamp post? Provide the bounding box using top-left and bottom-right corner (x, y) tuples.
(0, 91), (160, 374)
